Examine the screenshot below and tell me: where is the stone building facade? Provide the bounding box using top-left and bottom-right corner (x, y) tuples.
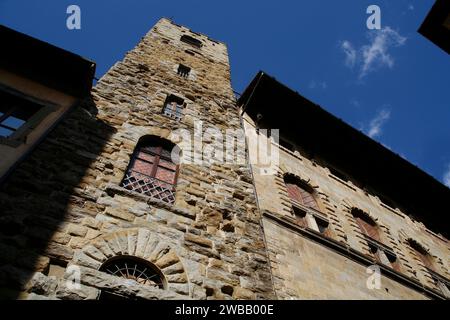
(239, 72), (450, 299)
(0, 18), (274, 300)
(0, 19), (448, 300)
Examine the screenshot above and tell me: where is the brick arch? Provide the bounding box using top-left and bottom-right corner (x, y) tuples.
(74, 228), (190, 295)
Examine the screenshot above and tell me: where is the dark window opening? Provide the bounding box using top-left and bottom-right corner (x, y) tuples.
(385, 251), (401, 272)
(315, 216), (330, 235)
(177, 64), (191, 78)
(163, 94), (184, 120)
(99, 255), (166, 289)
(292, 205), (307, 228)
(0, 90), (43, 138)
(180, 35), (202, 48)
(121, 136), (179, 204)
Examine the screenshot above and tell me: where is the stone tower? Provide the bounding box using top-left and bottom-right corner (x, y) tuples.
(0, 18), (274, 300)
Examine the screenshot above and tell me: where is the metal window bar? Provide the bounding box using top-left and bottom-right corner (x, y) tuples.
(121, 170), (176, 204)
(177, 65), (191, 78)
(163, 103), (183, 121)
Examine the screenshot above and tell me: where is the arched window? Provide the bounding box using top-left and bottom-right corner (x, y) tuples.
(284, 174), (320, 211)
(121, 136), (179, 204)
(284, 174), (330, 236)
(351, 208), (400, 271)
(99, 255), (166, 289)
(408, 239), (435, 271)
(351, 208), (381, 242)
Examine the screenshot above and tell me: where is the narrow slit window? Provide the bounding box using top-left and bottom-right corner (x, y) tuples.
(177, 64), (191, 78)
(180, 35), (202, 48)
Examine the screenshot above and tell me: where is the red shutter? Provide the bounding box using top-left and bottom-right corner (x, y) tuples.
(355, 217), (381, 242)
(286, 183), (304, 204)
(416, 251), (434, 271)
(286, 182), (320, 211)
(299, 188), (320, 211)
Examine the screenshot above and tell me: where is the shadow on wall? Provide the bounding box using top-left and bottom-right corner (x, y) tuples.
(0, 96), (115, 299)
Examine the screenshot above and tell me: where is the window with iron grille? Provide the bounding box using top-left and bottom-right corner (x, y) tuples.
(177, 64), (191, 78)
(99, 255), (166, 289)
(121, 136), (179, 204)
(180, 35), (202, 48)
(0, 89), (44, 139)
(162, 94), (184, 121)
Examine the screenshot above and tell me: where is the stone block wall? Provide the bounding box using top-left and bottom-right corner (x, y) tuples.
(0, 18), (274, 300)
(242, 113), (449, 299)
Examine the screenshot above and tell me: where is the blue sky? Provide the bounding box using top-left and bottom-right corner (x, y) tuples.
(1, 0), (449, 186)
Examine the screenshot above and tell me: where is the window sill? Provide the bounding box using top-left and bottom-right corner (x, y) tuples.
(0, 136), (24, 148)
(104, 183), (195, 220)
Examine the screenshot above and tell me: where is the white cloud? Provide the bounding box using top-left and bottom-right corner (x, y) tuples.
(443, 164), (450, 188)
(367, 109), (391, 138)
(408, 4), (414, 11)
(309, 80), (327, 89)
(341, 40), (356, 68)
(340, 27), (407, 79)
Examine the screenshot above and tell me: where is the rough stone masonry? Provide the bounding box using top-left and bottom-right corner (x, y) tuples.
(0, 18), (275, 300)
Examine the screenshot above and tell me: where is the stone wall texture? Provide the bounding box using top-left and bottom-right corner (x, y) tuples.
(0, 18), (274, 300)
(243, 114), (449, 299)
(0, 18), (448, 300)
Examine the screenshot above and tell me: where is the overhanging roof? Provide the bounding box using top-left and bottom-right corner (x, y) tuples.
(418, 0), (450, 54)
(239, 72), (449, 239)
(0, 25), (96, 98)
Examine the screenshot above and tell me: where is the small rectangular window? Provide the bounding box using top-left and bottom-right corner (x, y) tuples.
(292, 205), (307, 228)
(315, 216), (329, 235)
(180, 35), (202, 48)
(177, 64), (191, 78)
(0, 89), (44, 139)
(163, 95), (184, 121)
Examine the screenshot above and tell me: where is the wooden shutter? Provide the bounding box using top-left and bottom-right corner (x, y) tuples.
(286, 183), (303, 204)
(416, 250), (435, 271)
(355, 217), (381, 242)
(286, 182), (320, 211)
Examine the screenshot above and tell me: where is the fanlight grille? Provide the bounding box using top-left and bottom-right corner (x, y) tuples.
(100, 256), (165, 289)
